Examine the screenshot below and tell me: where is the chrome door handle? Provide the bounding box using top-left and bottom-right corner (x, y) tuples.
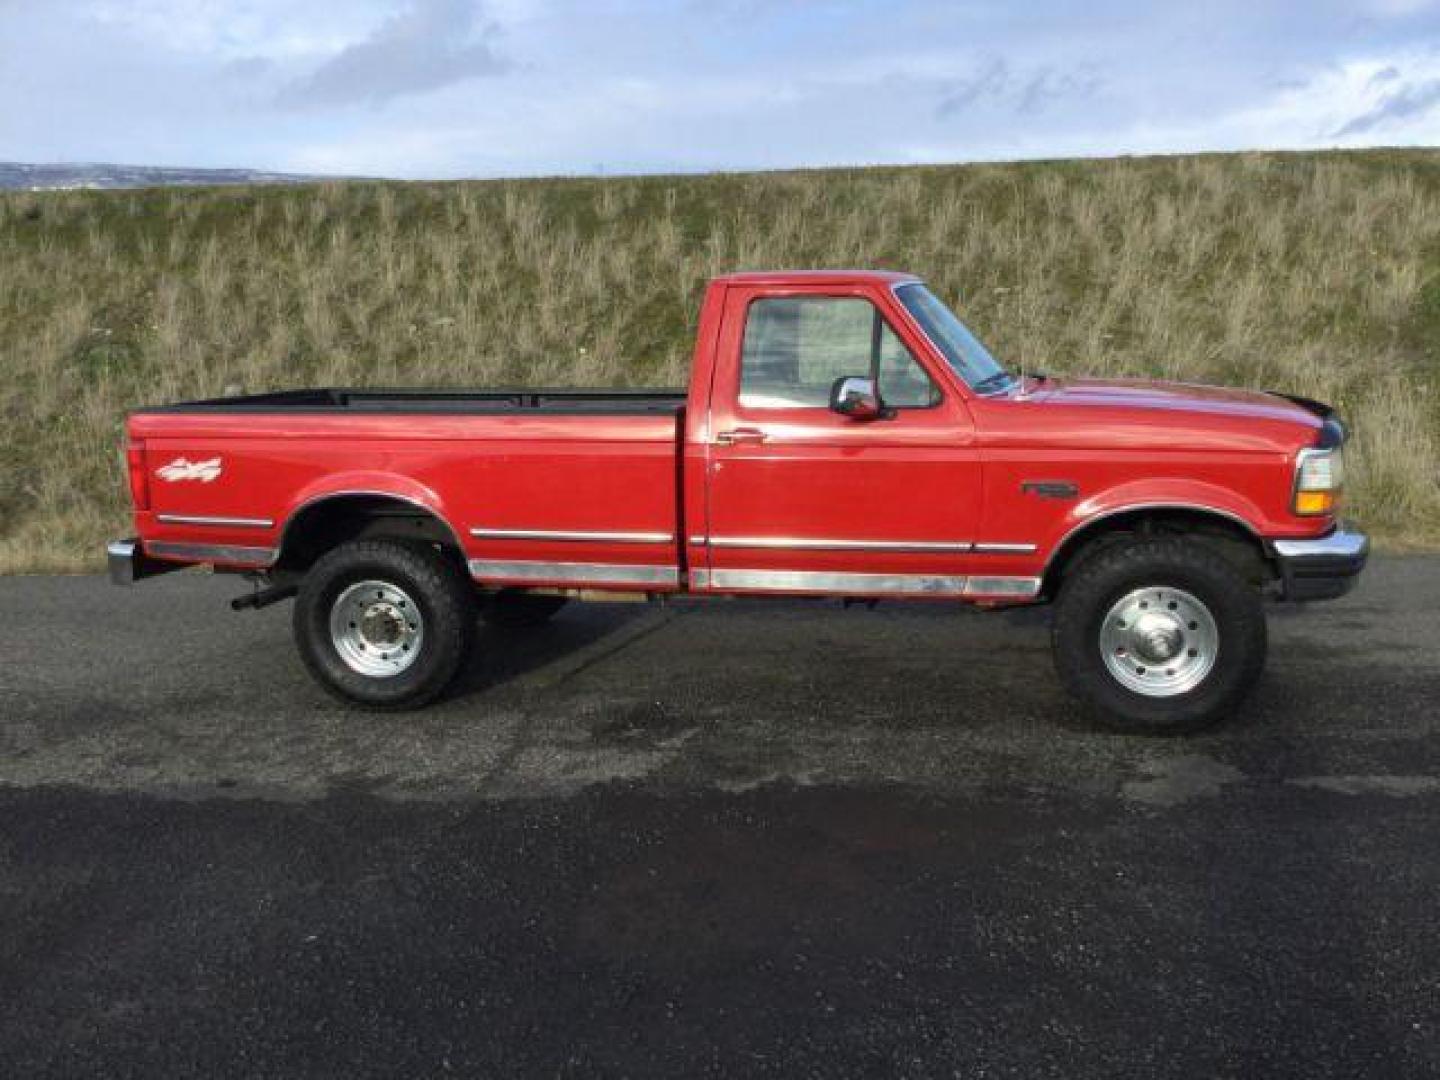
(715, 428), (768, 445)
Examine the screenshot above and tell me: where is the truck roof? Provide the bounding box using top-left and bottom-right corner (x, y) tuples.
(712, 270), (922, 287)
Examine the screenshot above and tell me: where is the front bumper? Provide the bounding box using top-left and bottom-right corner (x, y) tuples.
(107, 538), (183, 586)
(1270, 522), (1369, 602)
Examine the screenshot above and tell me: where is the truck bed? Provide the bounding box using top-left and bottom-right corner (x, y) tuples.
(136, 386), (687, 415)
(127, 383), (688, 588)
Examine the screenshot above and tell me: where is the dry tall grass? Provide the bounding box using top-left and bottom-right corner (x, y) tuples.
(2, 150), (1439, 571)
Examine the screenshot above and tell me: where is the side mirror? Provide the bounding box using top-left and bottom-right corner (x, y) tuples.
(830, 376), (884, 420)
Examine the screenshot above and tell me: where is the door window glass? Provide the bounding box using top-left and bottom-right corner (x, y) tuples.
(738, 297), (939, 409)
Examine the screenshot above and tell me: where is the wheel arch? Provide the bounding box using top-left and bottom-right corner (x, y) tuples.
(1041, 503), (1274, 598)
(275, 489), (468, 574)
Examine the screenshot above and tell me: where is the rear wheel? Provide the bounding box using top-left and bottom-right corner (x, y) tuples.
(294, 539), (474, 710)
(480, 591), (569, 629)
(1051, 537), (1267, 733)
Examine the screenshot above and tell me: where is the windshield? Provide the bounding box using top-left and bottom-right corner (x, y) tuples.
(895, 284), (1015, 394)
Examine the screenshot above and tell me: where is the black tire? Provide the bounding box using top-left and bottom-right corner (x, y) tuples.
(1051, 537), (1267, 733)
(480, 590), (569, 629)
(293, 539), (475, 710)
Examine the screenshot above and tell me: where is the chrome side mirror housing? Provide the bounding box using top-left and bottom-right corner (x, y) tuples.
(830, 376), (884, 420)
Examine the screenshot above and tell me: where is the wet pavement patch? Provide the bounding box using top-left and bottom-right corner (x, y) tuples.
(586, 701), (696, 748)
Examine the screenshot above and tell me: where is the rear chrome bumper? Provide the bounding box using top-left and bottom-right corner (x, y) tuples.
(107, 538), (183, 586)
(1270, 522), (1369, 602)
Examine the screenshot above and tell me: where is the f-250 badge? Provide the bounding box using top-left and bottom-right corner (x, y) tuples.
(155, 457), (222, 483)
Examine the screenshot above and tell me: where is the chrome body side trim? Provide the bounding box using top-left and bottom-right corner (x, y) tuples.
(963, 576), (1042, 598)
(707, 536), (973, 553)
(694, 568), (1043, 597)
(702, 568), (967, 594)
(693, 536), (1038, 554)
(157, 513), (275, 529)
(146, 541), (277, 566)
(469, 559), (679, 586)
(470, 527), (673, 544)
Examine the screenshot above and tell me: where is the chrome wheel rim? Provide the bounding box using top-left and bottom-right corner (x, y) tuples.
(329, 579), (424, 678)
(1099, 586), (1218, 698)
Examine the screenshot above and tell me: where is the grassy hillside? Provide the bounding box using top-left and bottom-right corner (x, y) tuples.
(2, 150), (1439, 571)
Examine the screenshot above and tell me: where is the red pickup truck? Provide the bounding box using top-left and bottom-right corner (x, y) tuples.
(110, 270), (1367, 730)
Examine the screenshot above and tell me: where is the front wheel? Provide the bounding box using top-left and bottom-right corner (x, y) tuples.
(1051, 537), (1267, 733)
(294, 539), (475, 710)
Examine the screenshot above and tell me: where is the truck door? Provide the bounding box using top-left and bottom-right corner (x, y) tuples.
(695, 283), (985, 597)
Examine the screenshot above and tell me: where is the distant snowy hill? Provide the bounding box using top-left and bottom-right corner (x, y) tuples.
(0, 162), (334, 191)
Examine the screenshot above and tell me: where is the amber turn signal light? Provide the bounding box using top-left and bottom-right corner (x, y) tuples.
(1294, 489), (1335, 515)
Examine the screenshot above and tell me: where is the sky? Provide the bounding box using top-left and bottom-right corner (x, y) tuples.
(1, 0), (1439, 178)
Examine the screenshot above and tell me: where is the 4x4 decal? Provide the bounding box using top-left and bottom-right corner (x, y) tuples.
(155, 457), (222, 483)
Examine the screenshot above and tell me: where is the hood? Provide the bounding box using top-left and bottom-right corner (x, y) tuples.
(987, 375), (1326, 454)
(1030, 376), (1319, 426)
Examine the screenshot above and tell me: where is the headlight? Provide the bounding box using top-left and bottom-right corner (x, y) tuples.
(1293, 446), (1344, 516)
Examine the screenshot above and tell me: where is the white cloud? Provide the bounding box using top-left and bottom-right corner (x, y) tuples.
(3, 1), (1439, 177)
(1234, 53), (1440, 145)
(278, 0), (509, 108)
(81, 0), (382, 59)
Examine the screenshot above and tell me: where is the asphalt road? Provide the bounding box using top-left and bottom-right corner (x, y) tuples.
(2, 557), (1439, 1077)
